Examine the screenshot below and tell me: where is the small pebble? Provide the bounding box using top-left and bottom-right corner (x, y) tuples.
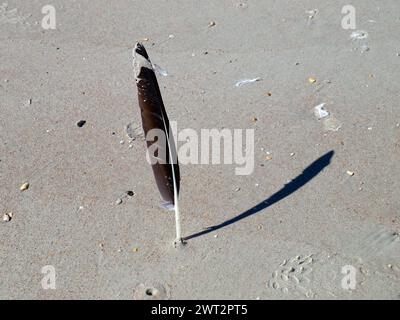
(2, 212), (13, 222)
(77, 120), (86, 127)
(265, 155), (272, 161)
(235, 2), (248, 8)
(308, 77), (317, 84)
(116, 198), (122, 205)
(234, 187), (241, 192)
(346, 170), (355, 176)
(133, 247), (139, 252)
(119, 140), (124, 145)
(265, 92), (272, 96)
(168, 34), (174, 39)
(208, 21), (216, 27)
(20, 182), (29, 191)
(251, 117), (258, 122)
(126, 190), (135, 196)
(290, 152), (295, 157)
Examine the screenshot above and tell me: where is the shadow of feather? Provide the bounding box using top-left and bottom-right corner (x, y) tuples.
(184, 150), (334, 241)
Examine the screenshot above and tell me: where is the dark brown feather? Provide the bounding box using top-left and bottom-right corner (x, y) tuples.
(133, 43), (180, 207)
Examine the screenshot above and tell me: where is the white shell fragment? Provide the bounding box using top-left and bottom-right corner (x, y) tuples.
(20, 182), (29, 191)
(314, 103), (330, 119)
(350, 30), (368, 40)
(2, 212), (13, 222)
(235, 77), (261, 87)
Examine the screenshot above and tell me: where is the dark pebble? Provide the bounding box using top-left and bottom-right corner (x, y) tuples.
(77, 120), (86, 127)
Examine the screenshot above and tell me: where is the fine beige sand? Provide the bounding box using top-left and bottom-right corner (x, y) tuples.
(1, 0), (399, 299)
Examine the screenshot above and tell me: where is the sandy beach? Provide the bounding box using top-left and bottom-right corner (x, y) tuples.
(1, 0), (399, 299)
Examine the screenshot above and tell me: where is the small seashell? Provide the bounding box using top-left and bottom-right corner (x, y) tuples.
(20, 182), (29, 191)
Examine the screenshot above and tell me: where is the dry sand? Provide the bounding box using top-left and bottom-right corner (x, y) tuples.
(0, 0), (399, 299)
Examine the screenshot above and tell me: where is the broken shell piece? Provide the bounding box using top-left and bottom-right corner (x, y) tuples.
(20, 182), (29, 191)
(350, 30), (368, 40)
(235, 77), (261, 87)
(308, 77), (317, 84)
(346, 170), (355, 176)
(314, 103), (330, 119)
(24, 99), (32, 107)
(306, 9), (319, 20)
(2, 212), (13, 222)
